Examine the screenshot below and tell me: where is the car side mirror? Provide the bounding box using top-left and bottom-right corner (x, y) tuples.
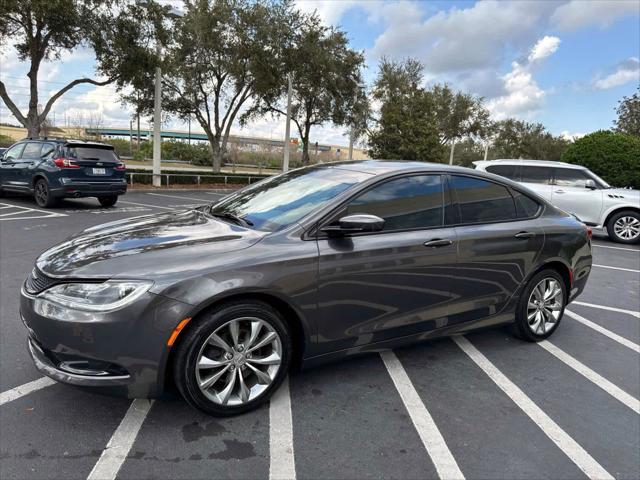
(2, 156), (14, 163)
(321, 214), (385, 235)
(584, 179), (597, 190)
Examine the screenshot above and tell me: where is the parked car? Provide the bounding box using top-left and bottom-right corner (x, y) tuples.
(20, 161), (592, 415)
(474, 159), (640, 244)
(0, 138), (127, 208)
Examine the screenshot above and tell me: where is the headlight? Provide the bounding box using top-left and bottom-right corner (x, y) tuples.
(40, 281), (153, 312)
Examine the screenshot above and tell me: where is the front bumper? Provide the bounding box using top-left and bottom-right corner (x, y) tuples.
(51, 179), (127, 198)
(21, 288), (193, 398)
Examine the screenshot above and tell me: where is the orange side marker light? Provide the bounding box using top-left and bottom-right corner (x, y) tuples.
(167, 317), (192, 346)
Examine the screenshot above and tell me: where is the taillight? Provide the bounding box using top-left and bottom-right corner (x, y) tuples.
(586, 226), (593, 241)
(53, 157), (80, 169)
(115, 162), (126, 171)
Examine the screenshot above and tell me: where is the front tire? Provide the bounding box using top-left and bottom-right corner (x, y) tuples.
(173, 300), (291, 416)
(512, 269), (566, 342)
(34, 179), (57, 208)
(98, 195), (118, 208)
(607, 210), (640, 244)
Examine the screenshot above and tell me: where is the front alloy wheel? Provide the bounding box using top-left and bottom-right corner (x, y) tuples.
(610, 213), (640, 244)
(174, 300), (291, 416)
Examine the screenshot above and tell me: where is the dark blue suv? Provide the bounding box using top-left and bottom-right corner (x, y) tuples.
(0, 138), (127, 208)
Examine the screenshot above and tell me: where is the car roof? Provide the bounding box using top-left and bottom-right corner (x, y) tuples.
(473, 159), (585, 169)
(311, 159), (482, 175)
(17, 138), (113, 147)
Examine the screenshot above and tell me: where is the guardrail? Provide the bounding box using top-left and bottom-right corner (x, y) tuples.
(126, 171), (264, 188)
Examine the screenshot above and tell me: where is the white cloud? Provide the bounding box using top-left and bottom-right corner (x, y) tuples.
(294, 0), (363, 25)
(560, 130), (586, 141)
(486, 61), (546, 120)
(593, 57), (640, 89)
(551, 0), (640, 31)
(528, 36), (560, 63)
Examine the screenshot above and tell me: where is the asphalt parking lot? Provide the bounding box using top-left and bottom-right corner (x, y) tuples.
(0, 189), (638, 480)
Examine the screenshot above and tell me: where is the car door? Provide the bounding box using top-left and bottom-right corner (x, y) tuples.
(448, 174), (545, 325)
(315, 173), (457, 353)
(0, 143), (26, 190)
(519, 165), (553, 201)
(551, 167), (603, 224)
(14, 142), (43, 190)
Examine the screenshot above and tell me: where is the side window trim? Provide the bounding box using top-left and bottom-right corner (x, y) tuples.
(313, 172), (448, 238)
(448, 173), (521, 227)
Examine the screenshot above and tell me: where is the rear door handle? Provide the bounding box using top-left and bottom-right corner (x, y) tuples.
(514, 231), (535, 239)
(423, 239), (453, 247)
(554, 189), (565, 194)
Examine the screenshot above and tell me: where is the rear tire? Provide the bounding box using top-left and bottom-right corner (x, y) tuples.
(34, 179), (57, 208)
(606, 210), (640, 244)
(512, 269), (566, 342)
(98, 195), (118, 208)
(173, 300), (291, 416)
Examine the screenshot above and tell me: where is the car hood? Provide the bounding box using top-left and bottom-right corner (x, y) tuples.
(36, 208), (267, 278)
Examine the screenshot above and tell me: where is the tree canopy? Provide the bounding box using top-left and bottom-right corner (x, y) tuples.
(489, 119), (569, 161)
(562, 130), (640, 189)
(0, 0), (164, 137)
(614, 87), (640, 137)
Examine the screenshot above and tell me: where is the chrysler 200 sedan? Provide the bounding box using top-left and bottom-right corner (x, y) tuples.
(20, 161), (592, 415)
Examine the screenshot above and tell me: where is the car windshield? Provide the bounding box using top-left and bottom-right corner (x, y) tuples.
(209, 167), (370, 232)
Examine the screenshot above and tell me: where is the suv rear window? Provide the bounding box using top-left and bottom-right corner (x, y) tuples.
(486, 164), (518, 180)
(520, 166), (550, 184)
(66, 145), (118, 162)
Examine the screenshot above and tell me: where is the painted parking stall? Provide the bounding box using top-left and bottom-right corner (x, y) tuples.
(1, 189), (639, 480)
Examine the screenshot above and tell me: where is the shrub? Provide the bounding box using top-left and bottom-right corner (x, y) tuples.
(0, 134), (15, 147)
(561, 130), (640, 189)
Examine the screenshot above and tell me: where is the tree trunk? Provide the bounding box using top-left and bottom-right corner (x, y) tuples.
(26, 120), (40, 139)
(301, 122), (312, 166)
(208, 134), (223, 173)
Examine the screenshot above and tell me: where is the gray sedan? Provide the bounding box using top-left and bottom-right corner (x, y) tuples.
(20, 161), (592, 415)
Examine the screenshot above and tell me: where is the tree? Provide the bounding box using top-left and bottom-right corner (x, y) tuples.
(256, 14), (365, 165)
(562, 130), (640, 189)
(368, 58), (443, 162)
(614, 87), (640, 137)
(489, 119), (569, 160)
(145, 0), (298, 173)
(0, 0), (164, 138)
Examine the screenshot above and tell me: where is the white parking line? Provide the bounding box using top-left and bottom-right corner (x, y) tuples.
(146, 192), (216, 202)
(539, 341), (640, 414)
(381, 350), (465, 480)
(565, 309), (640, 353)
(87, 399), (154, 480)
(593, 264), (640, 273)
(572, 301), (640, 319)
(118, 200), (175, 210)
(592, 244), (640, 253)
(453, 336), (614, 480)
(269, 376), (296, 480)
(0, 377), (56, 406)
(0, 202), (67, 216)
(0, 209), (32, 217)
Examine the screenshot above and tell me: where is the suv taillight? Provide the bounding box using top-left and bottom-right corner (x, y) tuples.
(53, 157), (80, 169)
(115, 162), (126, 171)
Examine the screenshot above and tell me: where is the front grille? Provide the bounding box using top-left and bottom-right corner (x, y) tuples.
(24, 267), (59, 295)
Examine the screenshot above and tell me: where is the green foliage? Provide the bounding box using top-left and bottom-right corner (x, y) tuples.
(101, 139), (133, 157)
(489, 119), (569, 160)
(0, 134), (15, 148)
(614, 87), (640, 137)
(129, 141), (212, 165)
(561, 130), (640, 189)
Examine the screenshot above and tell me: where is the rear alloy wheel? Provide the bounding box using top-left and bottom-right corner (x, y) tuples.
(513, 269), (566, 342)
(607, 210), (640, 244)
(98, 195), (118, 208)
(173, 300), (291, 416)
(34, 179), (57, 208)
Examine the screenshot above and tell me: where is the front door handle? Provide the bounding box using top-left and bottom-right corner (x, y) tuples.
(424, 239), (453, 248)
(554, 189), (565, 194)
(514, 231), (535, 239)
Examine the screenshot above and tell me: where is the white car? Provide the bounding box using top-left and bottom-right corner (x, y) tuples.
(474, 159), (640, 244)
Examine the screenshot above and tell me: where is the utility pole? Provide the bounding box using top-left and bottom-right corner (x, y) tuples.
(188, 115), (191, 145)
(348, 129), (354, 161)
(448, 139), (456, 165)
(152, 45), (162, 187)
(129, 120), (133, 156)
(484, 143), (489, 161)
(283, 74), (292, 172)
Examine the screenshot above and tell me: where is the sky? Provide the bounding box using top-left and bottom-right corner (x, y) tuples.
(0, 0), (639, 146)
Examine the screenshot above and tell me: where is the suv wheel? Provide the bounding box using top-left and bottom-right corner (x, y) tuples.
(607, 210), (640, 244)
(512, 269), (566, 342)
(34, 179), (57, 208)
(173, 300), (291, 416)
(98, 195), (118, 208)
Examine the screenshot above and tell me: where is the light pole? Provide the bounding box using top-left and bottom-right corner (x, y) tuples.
(283, 74), (292, 172)
(152, 45), (162, 187)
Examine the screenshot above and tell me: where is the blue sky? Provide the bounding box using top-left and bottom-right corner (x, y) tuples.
(1, 0), (639, 145)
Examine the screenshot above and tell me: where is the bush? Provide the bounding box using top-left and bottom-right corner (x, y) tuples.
(561, 130), (640, 189)
(0, 134), (15, 147)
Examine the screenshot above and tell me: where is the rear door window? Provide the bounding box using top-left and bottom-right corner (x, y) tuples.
(520, 166), (551, 184)
(41, 143), (56, 158)
(343, 174), (444, 231)
(67, 146), (118, 162)
(451, 175), (517, 224)
(21, 142), (43, 160)
(553, 168), (592, 188)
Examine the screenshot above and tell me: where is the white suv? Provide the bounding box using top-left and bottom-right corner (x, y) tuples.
(474, 159), (640, 244)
